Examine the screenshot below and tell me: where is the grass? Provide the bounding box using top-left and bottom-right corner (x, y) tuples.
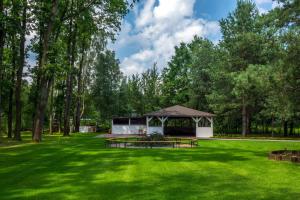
(1, 133), (300, 200)
(213, 134), (300, 140)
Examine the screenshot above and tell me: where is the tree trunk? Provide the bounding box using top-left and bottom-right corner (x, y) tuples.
(59, 110), (62, 133)
(74, 44), (85, 132)
(33, 78), (53, 142)
(64, 6), (76, 136)
(0, 0), (4, 134)
(64, 74), (72, 136)
(32, 0), (58, 142)
(241, 99), (249, 137)
(247, 110), (251, 134)
(7, 87), (13, 138)
(14, 0), (27, 141)
(49, 82), (54, 134)
(283, 120), (288, 137)
(289, 121), (294, 136)
(271, 114), (274, 137)
(8, 35), (17, 138)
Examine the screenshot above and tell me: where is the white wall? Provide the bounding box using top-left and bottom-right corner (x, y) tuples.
(79, 126), (96, 133)
(196, 127), (213, 138)
(147, 126), (163, 135)
(79, 126), (89, 133)
(129, 125), (146, 134)
(112, 125), (146, 134)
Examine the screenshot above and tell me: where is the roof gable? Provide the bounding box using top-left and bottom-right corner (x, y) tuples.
(144, 105), (214, 117)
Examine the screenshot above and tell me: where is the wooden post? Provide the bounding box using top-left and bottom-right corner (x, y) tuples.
(111, 119), (114, 134)
(206, 117), (213, 129)
(158, 116), (168, 135)
(192, 117), (202, 127)
(206, 116), (214, 137)
(192, 117), (202, 137)
(128, 118), (131, 134)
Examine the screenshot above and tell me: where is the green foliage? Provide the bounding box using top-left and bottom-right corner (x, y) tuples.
(161, 43), (192, 106)
(141, 64), (161, 113)
(1, 0), (299, 138)
(141, 132), (165, 141)
(92, 50), (122, 123)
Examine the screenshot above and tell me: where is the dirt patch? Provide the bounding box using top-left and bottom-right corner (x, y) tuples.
(269, 150), (300, 163)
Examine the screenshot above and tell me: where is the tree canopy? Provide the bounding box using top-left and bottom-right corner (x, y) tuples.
(0, 0), (299, 140)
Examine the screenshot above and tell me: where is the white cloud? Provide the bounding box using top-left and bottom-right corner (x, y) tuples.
(271, 1), (283, 9)
(254, 0), (279, 14)
(111, 21), (134, 48)
(153, 0), (195, 21)
(111, 0), (220, 76)
(121, 56), (146, 75)
(136, 0), (155, 27)
(254, 0), (272, 4)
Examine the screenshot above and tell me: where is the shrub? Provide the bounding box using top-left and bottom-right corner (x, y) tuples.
(141, 132), (166, 141)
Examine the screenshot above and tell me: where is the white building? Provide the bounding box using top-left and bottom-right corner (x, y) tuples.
(111, 105), (215, 138)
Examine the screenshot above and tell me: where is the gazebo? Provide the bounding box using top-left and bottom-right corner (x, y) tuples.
(144, 105), (215, 138)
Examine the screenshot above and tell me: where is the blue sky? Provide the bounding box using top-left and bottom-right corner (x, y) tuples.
(109, 0), (277, 75)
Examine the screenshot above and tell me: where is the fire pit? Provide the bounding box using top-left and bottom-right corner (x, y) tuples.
(269, 150), (300, 163)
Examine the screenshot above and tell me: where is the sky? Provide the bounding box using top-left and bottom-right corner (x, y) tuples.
(109, 0), (278, 76)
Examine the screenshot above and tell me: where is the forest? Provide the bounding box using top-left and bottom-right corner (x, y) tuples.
(0, 0), (299, 142)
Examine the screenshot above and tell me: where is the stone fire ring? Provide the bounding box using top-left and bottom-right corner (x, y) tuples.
(269, 150), (300, 163)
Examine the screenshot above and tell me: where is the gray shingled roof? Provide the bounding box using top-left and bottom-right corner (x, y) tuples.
(144, 105), (215, 117)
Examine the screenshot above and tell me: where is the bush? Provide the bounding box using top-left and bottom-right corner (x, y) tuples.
(141, 132), (165, 141)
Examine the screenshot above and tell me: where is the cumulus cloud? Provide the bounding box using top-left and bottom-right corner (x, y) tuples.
(254, 0), (272, 4)
(136, 0), (155, 27)
(153, 0), (195, 21)
(111, 0), (220, 76)
(254, 0), (280, 14)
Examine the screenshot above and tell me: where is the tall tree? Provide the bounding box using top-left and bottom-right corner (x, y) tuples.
(92, 50), (122, 123)
(0, 0), (4, 133)
(219, 0), (268, 136)
(141, 64), (161, 113)
(7, 33), (17, 138)
(188, 36), (216, 111)
(63, 0), (77, 136)
(14, 0), (27, 141)
(32, 0), (59, 142)
(74, 38), (89, 132)
(161, 43), (192, 107)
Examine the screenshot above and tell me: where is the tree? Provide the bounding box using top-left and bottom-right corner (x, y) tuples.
(32, 0), (60, 142)
(219, 0), (268, 136)
(127, 74), (144, 115)
(261, 0), (300, 136)
(31, 0), (130, 141)
(0, 0), (4, 134)
(161, 43), (192, 107)
(141, 64), (161, 113)
(14, 0), (27, 141)
(92, 50), (122, 124)
(188, 36), (216, 111)
(63, 0), (78, 136)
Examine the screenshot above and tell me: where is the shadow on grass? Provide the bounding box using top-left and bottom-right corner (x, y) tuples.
(0, 134), (300, 200)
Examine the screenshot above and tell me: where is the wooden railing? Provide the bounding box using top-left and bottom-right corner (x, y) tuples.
(105, 137), (198, 148)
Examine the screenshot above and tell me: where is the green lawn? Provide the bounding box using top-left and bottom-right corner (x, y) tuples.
(0, 133), (300, 200)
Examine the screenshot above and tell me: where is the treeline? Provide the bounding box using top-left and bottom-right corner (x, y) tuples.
(0, 0), (134, 142)
(93, 0), (300, 137)
(0, 0), (299, 141)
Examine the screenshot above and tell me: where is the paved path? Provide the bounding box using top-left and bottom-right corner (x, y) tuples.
(95, 134), (143, 138)
(205, 138), (300, 142)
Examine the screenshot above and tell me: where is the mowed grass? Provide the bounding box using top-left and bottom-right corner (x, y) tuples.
(0, 133), (300, 200)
